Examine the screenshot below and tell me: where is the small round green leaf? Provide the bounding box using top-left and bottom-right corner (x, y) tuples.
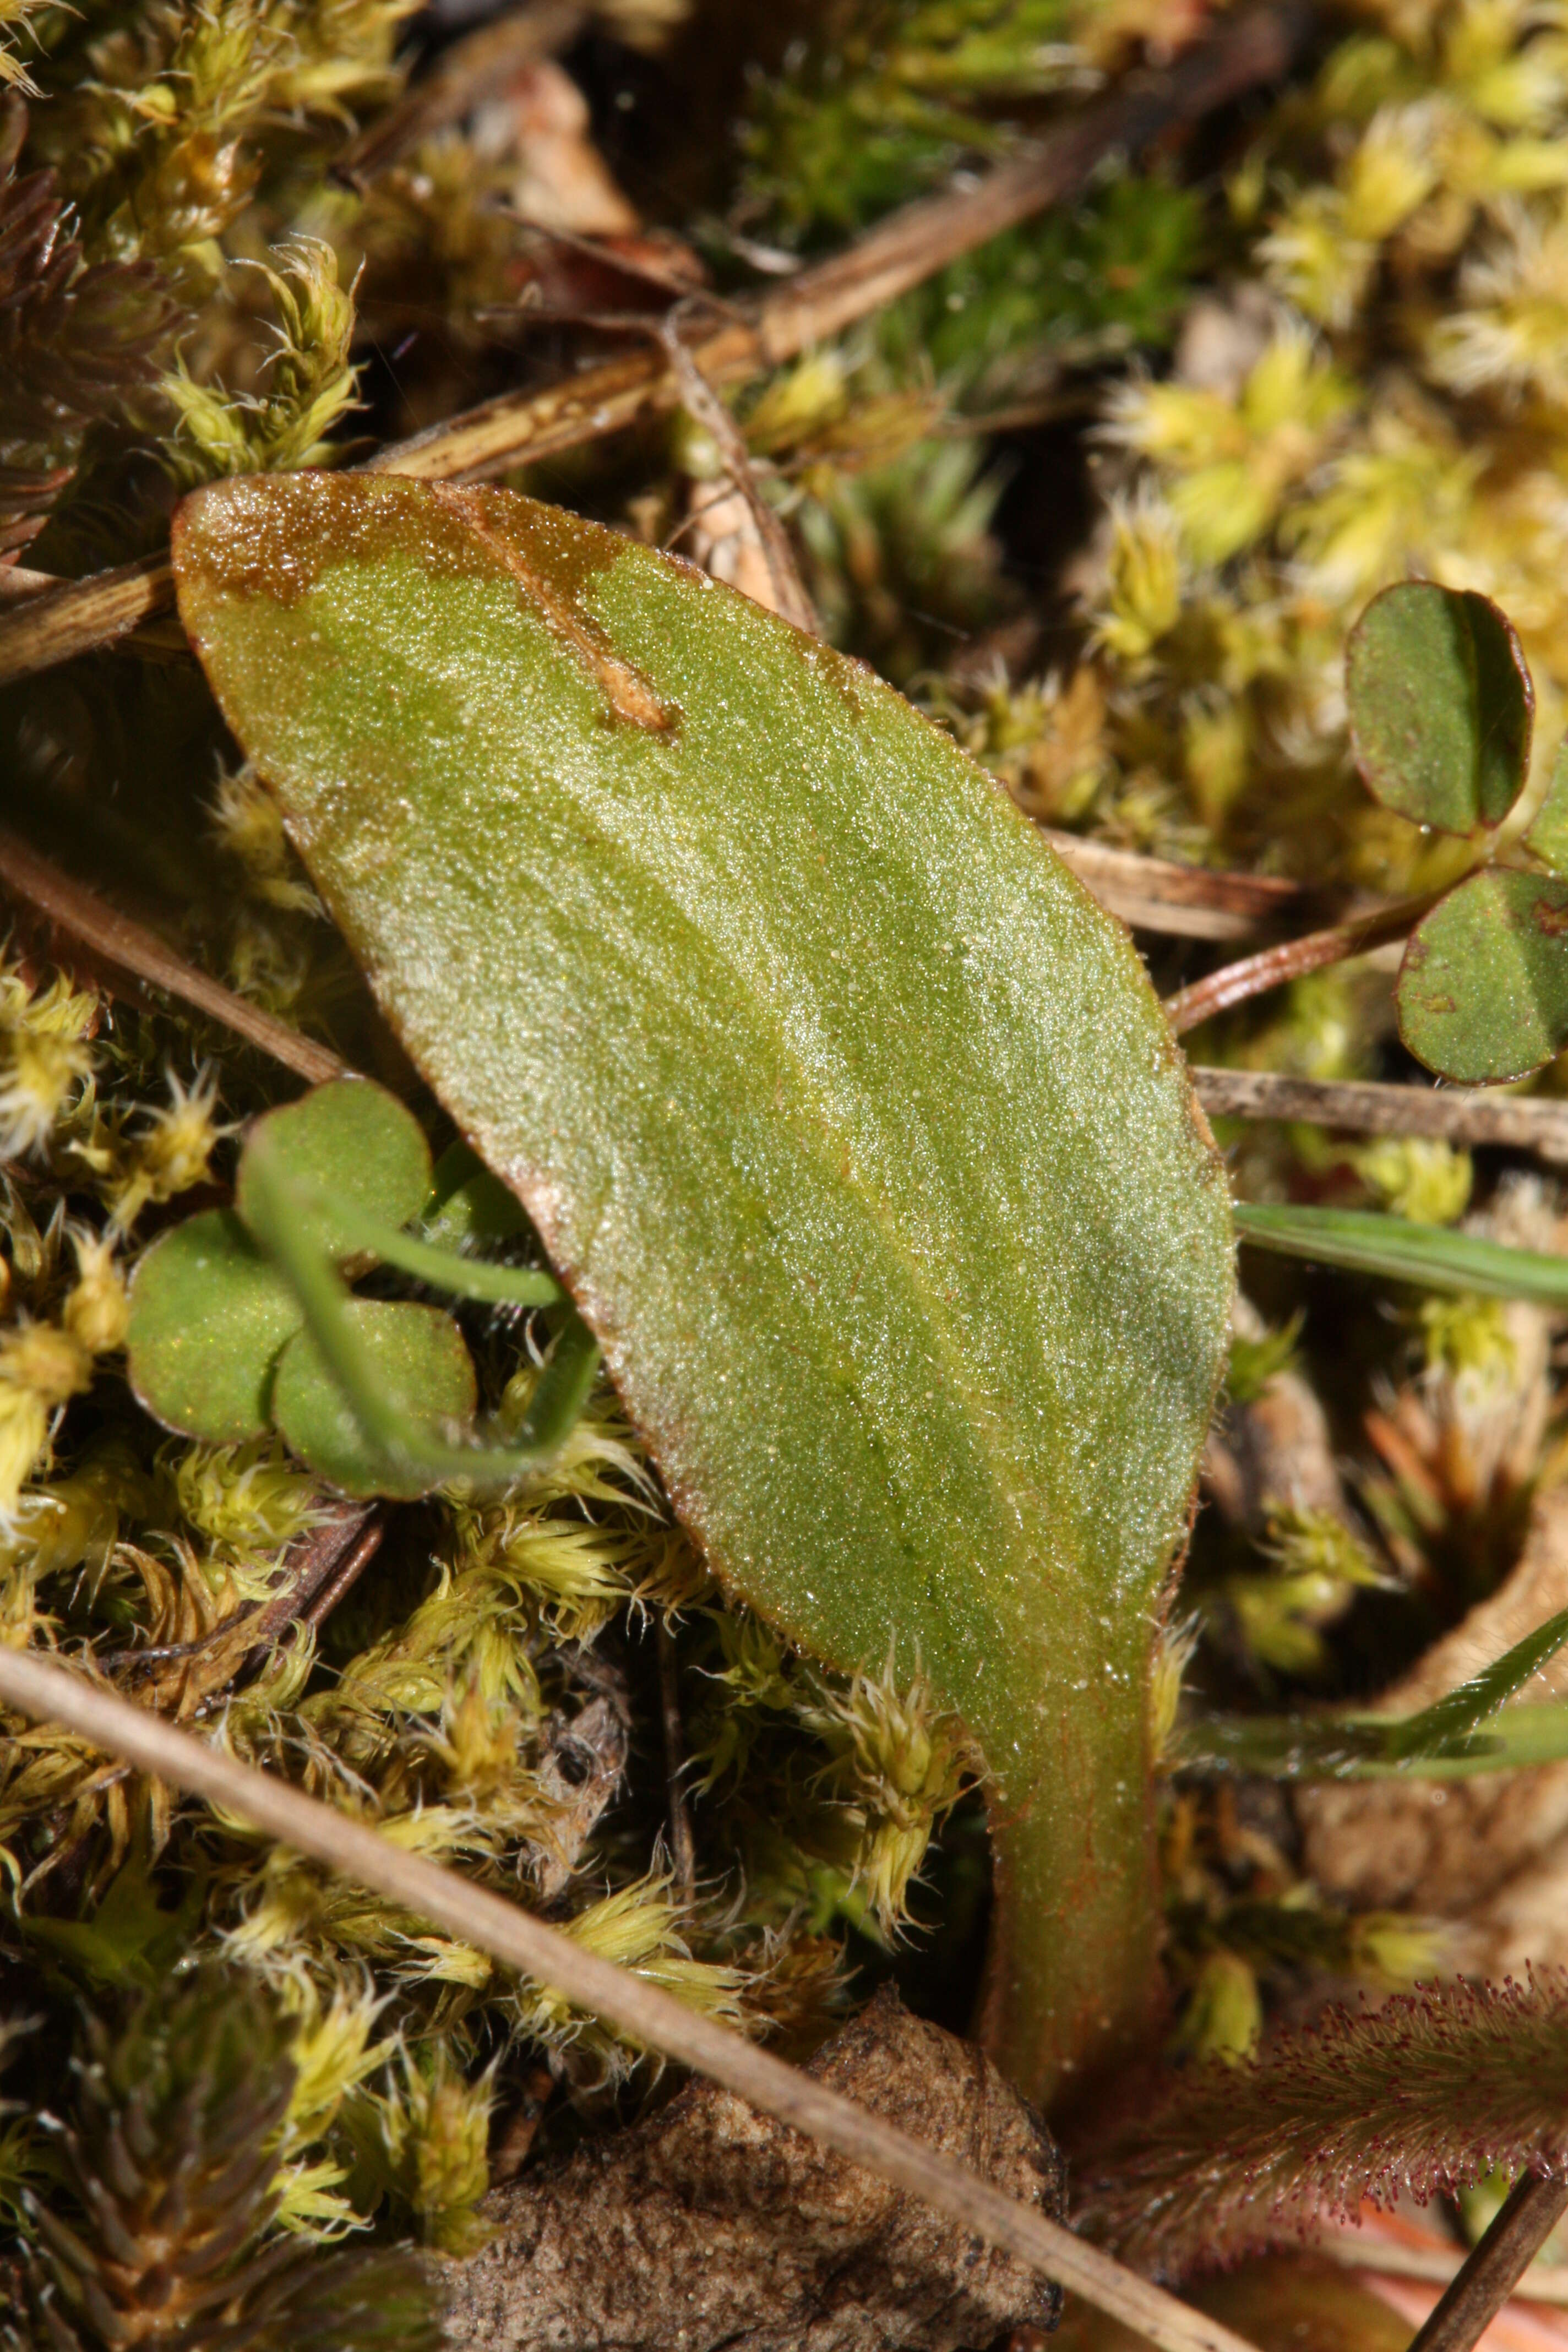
(127, 1210), (302, 1445)
(1525, 737), (1568, 878)
(1348, 581), (1533, 836)
(272, 1298), (477, 1498)
(237, 1079), (432, 1254)
(1398, 866), (1568, 1082)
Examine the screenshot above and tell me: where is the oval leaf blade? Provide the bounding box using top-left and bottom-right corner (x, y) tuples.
(1399, 867), (1568, 1082)
(273, 1299), (478, 1499)
(1348, 580), (1533, 835)
(127, 1208), (302, 1445)
(172, 471), (1233, 2105)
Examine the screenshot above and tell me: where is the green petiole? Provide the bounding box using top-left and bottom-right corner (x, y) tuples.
(328, 1200), (565, 1310)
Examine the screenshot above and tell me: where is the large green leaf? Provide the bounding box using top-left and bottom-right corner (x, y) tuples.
(1347, 580), (1533, 836)
(171, 470), (1233, 2106)
(1398, 865), (1568, 1081)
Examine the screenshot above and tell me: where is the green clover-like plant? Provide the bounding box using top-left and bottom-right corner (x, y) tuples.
(1347, 578), (1568, 1083)
(127, 1077), (597, 1499)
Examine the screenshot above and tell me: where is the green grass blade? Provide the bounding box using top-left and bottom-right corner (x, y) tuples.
(1382, 1600), (1568, 1758)
(1235, 1200), (1568, 1303)
(1176, 1604), (1568, 1779)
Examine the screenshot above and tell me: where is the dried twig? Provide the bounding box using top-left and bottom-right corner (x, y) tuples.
(380, 0), (1308, 487)
(656, 1618), (698, 1907)
(0, 1), (1308, 690)
(1406, 2173), (1568, 2352)
(1190, 1067), (1568, 1164)
(1322, 2229), (1568, 2309)
(1163, 896), (1435, 1036)
(0, 1646), (1264, 2352)
(299, 1509), (386, 1633)
(0, 826), (347, 1084)
(0, 551), (174, 685)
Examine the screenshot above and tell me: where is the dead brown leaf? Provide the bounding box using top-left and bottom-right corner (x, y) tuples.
(439, 1986), (1064, 2352)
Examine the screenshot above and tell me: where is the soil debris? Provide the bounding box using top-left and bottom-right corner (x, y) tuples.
(438, 1988), (1065, 2352)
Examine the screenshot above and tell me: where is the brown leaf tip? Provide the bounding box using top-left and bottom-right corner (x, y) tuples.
(172, 472), (677, 735)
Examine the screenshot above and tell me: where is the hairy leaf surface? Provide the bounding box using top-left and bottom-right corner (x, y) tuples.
(171, 471), (1233, 2104)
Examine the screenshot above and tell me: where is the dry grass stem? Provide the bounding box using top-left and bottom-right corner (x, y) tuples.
(0, 1), (1308, 690)
(1323, 2231), (1568, 2309)
(0, 825), (348, 1083)
(0, 553), (176, 687)
(1044, 835), (1317, 941)
(1190, 1068), (1568, 1163)
(383, 0), (1308, 487)
(1406, 2173), (1568, 2352)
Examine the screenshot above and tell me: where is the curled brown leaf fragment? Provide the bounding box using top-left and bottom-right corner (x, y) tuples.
(530, 1691), (629, 1903)
(1205, 1298), (1347, 1531)
(1300, 1482), (1568, 1972)
(439, 1988), (1065, 2352)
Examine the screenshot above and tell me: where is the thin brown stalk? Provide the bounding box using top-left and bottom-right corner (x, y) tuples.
(0, 1645), (1264, 2352)
(659, 313), (819, 635)
(656, 1617), (698, 1907)
(1162, 895), (1437, 1036)
(1406, 2173), (1568, 2352)
(334, 1), (586, 187)
(0, 826), (347, 1084)
(0, 1), (1308, 690)
(1190, 1067), (1568, 1164)
(300, 1509), (386, 1632)
(0, 552), (175, 686)
(1322, 2231), (1568, 2309)
(245, 1505), (383, 1664)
